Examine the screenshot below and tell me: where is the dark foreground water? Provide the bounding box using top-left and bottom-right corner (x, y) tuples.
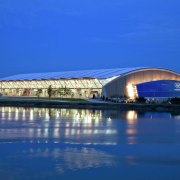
(0, 107), (180, 180)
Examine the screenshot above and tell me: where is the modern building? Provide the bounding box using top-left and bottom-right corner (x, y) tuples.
(0, 67), (180, 99)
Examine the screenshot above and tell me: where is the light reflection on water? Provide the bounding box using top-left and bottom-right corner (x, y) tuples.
(0, 107), (180, 145)
(0, 107), (180, 179)
(0, 107), (116, 144)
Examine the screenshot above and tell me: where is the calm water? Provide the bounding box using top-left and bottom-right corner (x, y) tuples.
(0, 107), (180, 180)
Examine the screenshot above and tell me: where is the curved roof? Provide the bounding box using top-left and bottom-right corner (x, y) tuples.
(0, 67), (145, 81)
(0, 67), (178, 81)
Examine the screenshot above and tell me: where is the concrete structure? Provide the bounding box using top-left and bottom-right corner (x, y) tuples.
(0, 67), (180, 99)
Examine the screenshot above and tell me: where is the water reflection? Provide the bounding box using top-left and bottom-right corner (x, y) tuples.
(0, 107), (180, 145)
(23, 147), (117, 174)
(0, 107), (180, 179)
(0, 107), (116, 145)
(126, 111), (138, 144)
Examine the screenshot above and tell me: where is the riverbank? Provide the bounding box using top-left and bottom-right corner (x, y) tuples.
(0, 97), (180, 112)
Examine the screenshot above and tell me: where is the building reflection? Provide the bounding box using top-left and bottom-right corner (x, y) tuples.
(22, 147), (117, 174)
(0, 107), (180, 145)
(126, 111), (138, 144)
(0, 107), (117, 145)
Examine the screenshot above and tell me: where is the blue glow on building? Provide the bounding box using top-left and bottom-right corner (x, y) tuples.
(136, 80), (180, 98)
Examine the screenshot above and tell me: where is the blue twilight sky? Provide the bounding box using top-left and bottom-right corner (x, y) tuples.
(0, 0), (180, 77)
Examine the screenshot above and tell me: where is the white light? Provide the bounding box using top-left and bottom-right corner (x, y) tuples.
(15, 108), (19, 121)
(30, 109), (34, 121)
(44, 128), (49, 138)
(127, 84), (135, 99)
(126, 111), (137, 123)
(53, 128), (59, 138)
(22, 109), (26, 120)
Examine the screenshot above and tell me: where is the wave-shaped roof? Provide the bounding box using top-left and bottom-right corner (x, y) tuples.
(0, 67), (153, 81)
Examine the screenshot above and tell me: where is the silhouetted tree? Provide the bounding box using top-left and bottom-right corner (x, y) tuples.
(47, 85), (52, 99)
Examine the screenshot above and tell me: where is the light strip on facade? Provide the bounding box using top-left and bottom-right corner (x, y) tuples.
(127, 84), (135, 99)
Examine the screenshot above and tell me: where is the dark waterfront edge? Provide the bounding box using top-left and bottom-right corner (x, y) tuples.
(0, 99), (180, 112)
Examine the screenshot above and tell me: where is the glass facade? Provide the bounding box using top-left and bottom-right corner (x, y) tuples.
(0, 79), (103, 98)
(136, 80), (180, 98)
(0, 68), (136, 98)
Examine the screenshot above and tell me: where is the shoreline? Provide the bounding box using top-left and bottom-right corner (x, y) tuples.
(0, 98), (180, 112)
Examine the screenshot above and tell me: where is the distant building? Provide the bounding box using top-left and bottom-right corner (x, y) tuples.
(0, 67), (180, 99)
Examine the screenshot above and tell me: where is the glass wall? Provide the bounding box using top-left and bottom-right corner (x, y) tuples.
(136, 80), (180, 98)
(0, 79), (102, 98)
